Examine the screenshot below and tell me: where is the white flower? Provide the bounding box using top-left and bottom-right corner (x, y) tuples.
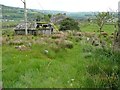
(67, 81), (70, 83)
(87, 37), (90, 41)
(71, 79), (74, 81)
(70, 83), (73, 86)
(44, 50), (49, 54)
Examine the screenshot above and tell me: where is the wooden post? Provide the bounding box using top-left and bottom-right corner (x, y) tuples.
(24, 0), (27, 35)
(118, 1), (120, 34)
(21, 0), (27, 35)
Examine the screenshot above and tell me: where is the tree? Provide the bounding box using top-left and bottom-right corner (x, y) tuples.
(95, 12), (111, 37)
(114, 11), (120, 51)
(48, 14), (52, 19)
(44, 14), (51, 22)
(36, 15), (42, 21)
(59, 18), (80, 31)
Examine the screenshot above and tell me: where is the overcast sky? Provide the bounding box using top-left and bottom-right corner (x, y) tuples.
(0, 0), (119, 12)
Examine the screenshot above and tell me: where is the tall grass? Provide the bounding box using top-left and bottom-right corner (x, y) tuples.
(2, 23), (119, 88)
(3, 37), (120, 88)
(85, 46), (120, 89)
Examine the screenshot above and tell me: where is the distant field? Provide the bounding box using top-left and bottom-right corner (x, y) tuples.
(80, 22), (115, 34)
(2, 21), (19, 28)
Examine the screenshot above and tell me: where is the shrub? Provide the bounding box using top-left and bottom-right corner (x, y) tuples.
(15, 45), (30, 51)
(82, 45), (93, 53)
(87, 64), (101, 75)
(59, 18), (80, 31)
(54, 39), (63, 45)
(75, 36), (82, 42)
(54, 39), (73, 49)
(73, 32), (82, 36)
(9, 40), (24, 45)
(83, 32), (95, 38)
(89, 47), (120, 89)
(84, 52), (92, 58)
(63, 40), (73, 49)
(50, 44), (60, 53)
(51, 34), (64, 39)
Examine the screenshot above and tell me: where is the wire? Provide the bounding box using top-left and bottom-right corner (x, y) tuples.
(21, 0), (24, 3)
(35, 0), (45, 14)
(35, 0), (54, 15)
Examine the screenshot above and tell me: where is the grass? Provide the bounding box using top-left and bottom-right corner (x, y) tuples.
(2, 36), (120, 88)
(81, 22), (115, 34)
(2, 41), (87, 88)
(2, 21), (19, 28)
(2, 22), (120, 88)
(2, 28), (14, 36)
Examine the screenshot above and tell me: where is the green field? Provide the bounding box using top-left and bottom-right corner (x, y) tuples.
(2, 22), (120, 88)
(80, 22), (115, 34)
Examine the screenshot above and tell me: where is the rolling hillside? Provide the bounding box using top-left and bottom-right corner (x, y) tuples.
(1, 4), (44, 21)
(1, 4), (97, 21)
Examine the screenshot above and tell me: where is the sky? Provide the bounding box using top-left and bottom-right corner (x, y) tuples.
(0, 0), (119, 12)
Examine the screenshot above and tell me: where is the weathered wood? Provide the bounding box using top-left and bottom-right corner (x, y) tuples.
(14, 22), (53, 35)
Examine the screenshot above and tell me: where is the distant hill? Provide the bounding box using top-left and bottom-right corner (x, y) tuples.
(67, 12), (96, 20)
(1, 4), (44, 21)
(36, 10), (96, 20)
(2, 4), (116, 21)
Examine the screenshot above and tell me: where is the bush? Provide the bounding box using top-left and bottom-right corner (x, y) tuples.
(59, 18), (80, 31)
(49, 44), (60, 53)
(88, 47), (120, 89)
(75, 36), (82, 42)
(51, 34), (64, 39)
(54, 39), (73, 49)
(63, 40), (73, 49)
(9, 40), (24, 45)
(54, 39), (63, 45)
(73, 32), (82, 36)
(87, 64), (101, 75)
